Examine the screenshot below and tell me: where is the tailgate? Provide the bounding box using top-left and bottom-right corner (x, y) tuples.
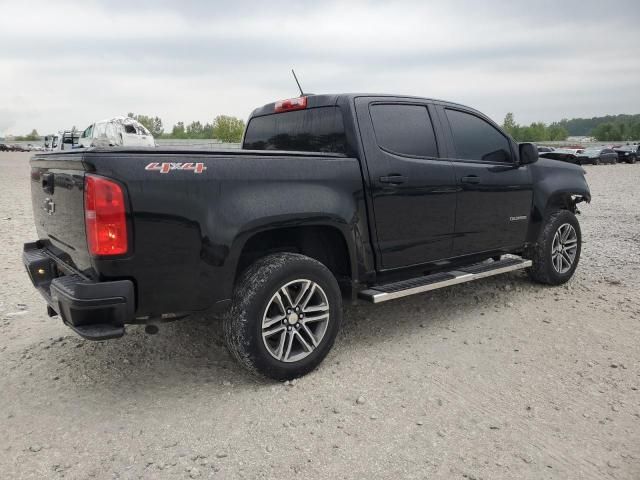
(30, 152), (92, 271)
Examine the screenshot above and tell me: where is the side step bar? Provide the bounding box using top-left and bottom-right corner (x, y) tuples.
(359, 257), (532, 304)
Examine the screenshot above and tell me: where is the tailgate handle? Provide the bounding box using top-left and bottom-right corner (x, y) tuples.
(42, 173), (54, 194)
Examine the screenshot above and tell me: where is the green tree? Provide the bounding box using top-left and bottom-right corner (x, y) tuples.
(15, 129), (40, 141)
(127, 113), (164, 137)
(171, 122), (186, 139)
(501, 113), (567, 142)
(502, 112), (518, 138)
(592, 122), (622, 141)
(547, 123), (568, 141)
(25, 129), (40, 141)
(186, 121), (204, 138)
(211, 115), (245, 143)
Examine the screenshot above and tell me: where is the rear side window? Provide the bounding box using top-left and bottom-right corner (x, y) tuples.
(369, 104), (438, 157)
(243, 106), (347, 153)
(445, 109), (512, 163)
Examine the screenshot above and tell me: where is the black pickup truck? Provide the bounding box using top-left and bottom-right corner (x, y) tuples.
(23, 94), (591, 379)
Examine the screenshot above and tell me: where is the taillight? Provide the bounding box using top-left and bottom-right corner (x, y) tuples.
(84, 174), (128, 256)
(274, 96), (307, 113)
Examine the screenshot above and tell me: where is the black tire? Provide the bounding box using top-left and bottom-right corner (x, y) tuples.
(527, 210), (582, 285)
(223, 253), (342, 380)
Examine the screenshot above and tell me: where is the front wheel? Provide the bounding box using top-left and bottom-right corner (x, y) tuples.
(223, 253), (342, 380)
(527, 210), (582, 285)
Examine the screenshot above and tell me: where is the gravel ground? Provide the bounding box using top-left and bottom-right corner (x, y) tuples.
(1, 152), (638, 479)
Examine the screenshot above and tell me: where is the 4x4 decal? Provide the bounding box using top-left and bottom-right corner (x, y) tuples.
(145, 162), (207, 174)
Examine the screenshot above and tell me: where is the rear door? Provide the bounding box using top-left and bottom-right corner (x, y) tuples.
(436, 105), (533, 256)
(355, 97), (457, 270)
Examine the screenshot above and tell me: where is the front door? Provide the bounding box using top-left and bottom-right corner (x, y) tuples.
(436, 106), (533, 257)
(356, 98), (458, 270)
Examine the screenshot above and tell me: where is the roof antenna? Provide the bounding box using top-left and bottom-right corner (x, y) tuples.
(291, 69), (305, 96)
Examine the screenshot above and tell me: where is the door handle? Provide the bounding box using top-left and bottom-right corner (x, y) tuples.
(42, 173), (55, 194)
(379, 175), (408, 184)
(461, 175), (481, 185)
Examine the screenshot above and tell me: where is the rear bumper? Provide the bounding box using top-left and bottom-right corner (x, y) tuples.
(23, 242), (134, 340)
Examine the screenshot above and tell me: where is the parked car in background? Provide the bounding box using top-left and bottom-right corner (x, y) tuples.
(536, 145), (555, 153)
(78, 117), (155, 148)
(614, 144), (639, 164)
(558, 148), (585, 155)
(539, 148), (580, 164)
(0, 143), (8, 152)
(576, 147), (618, 165)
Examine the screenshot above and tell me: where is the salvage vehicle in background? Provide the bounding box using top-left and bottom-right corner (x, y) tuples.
(576, 147), (618, 165)
(78, 117), (155, 148)
(614, 144), (639, 164)
(23, 93), (591, 380)
(45, 131), (81, 151)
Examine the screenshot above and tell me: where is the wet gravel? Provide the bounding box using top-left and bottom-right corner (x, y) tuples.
(1, 152), (639, 479)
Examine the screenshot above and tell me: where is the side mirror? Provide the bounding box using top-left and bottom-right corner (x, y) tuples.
(519, 143), (538, 165)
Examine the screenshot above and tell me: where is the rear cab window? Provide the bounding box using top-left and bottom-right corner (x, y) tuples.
(243, 106), (347, 153)
(445, 108), (512, 163)
(369, 104), (438, 157)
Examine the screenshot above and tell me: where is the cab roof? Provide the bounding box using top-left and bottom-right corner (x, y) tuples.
(248, 93), (478, 119)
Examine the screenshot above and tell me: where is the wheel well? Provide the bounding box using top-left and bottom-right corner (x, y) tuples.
(235, 226), (352, 286)
(545, 192), (581, 215)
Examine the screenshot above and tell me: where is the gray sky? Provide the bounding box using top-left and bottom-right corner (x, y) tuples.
(1, 0), (639, 136)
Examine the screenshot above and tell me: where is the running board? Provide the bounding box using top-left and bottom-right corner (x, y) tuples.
(359, 257), (532, 304)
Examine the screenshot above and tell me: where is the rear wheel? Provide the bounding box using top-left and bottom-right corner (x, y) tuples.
(527, 210), (581, 285)
(223, 253), (342, 380)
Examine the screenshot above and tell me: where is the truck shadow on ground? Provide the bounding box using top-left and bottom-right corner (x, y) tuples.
(20, 271), (549, 396)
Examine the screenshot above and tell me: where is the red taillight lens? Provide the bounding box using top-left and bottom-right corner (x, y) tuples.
(84, 174), (128, 256)
(274, 96), (307, 113)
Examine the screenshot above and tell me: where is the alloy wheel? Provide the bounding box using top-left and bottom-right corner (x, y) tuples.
(551, 223), (578, 274)
(261, 279), (330, 363)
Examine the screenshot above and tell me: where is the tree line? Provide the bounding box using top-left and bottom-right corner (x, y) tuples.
(502, 113), (569, 142)
(9, 129), (41, 141)
(588, 119), (640, 142)
(127, 113), (246, 143)
(8, 112), (639, 144)
(555, 113), (640, 137)
(502, 112), (640, 142)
